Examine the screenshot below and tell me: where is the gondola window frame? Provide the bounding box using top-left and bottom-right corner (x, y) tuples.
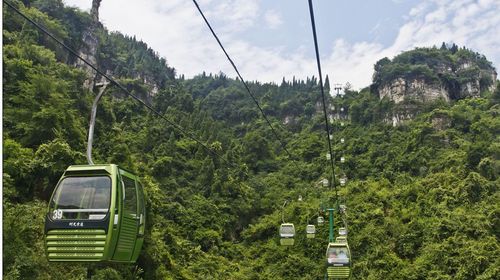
(48, 175), (112, 221)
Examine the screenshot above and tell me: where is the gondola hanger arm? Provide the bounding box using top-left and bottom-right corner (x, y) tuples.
(87, 82), (110, 165)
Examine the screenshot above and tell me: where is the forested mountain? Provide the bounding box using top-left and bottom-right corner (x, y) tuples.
(372, 44), (497, 102)
(3, 1), (499, 279)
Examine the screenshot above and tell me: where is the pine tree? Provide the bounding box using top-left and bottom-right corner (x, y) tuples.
(324, 74), (331, 94)
(440, 42), (447, 50)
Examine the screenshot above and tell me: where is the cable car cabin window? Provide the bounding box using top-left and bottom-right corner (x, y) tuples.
(123, 176), (138, 215)
(327, 247), (350, 264)
(49, 176), (111, 220)
(306, 225), (316, 234)
(280, 224), (295, 237)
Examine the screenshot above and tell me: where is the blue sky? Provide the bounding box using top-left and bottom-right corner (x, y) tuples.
(245, 0), (419, 51)
(65, 0), (500, 90)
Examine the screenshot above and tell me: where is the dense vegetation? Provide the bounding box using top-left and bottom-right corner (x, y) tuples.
(3, 1), (499, 279)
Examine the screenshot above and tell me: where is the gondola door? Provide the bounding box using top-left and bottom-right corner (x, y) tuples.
(113, 170), (140, 261)
(130, 181), (146, 262)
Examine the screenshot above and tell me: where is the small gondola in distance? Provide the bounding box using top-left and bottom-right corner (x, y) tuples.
(279, 223), (295, 246)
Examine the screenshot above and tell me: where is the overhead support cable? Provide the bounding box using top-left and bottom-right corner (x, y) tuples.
(192, 0), (299, 166)
(3, 0), (233, 168)
(307, 0), (338, 201)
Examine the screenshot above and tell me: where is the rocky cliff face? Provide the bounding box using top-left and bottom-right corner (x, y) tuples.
(74, 0), (167, 104)
(372, 46), (497, 125)
(379, 78), (450, 103)
(75, 28), (99, 89)
(74, 0), (101, 90)
(377, 61), (496, 104)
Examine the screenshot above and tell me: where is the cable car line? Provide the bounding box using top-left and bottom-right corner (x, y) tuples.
(307, 0), (338, 201)
(3, 0), (234, 168)
(191, 0), (299, 166)
(308, 1), (352, 278)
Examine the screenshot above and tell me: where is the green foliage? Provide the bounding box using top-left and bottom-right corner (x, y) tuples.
(3, 2), (499, 279)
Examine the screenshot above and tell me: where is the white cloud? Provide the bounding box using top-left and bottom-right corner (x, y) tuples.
(208, 0), (260, 34)
(323, 0), (500, 89)
(63, 0), (500, 90)
(91, 0), (233, 77)
(264, 10), (283, 29)
(322, 40), (388, 90)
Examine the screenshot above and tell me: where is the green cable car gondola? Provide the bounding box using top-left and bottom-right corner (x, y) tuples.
(326, 242), (351, 279)
(306, 224), (316, 239)
(279, 223), (295, 246)
(45, 164), (146, 263)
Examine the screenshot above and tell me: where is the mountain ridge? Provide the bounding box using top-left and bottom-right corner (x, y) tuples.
(2, 1), (499, 279)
